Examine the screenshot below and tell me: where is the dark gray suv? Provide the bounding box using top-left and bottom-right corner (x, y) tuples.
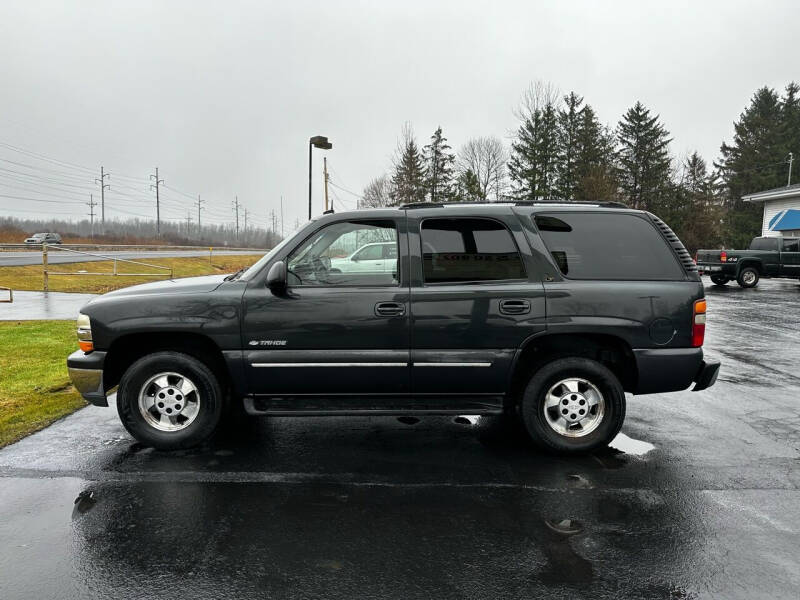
(67, 202), (720, 454)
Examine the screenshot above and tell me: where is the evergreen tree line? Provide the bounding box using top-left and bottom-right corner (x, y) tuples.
(367, 81), (800, 251)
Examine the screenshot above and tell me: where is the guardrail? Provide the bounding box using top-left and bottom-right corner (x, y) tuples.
(42, 245), (175, 292)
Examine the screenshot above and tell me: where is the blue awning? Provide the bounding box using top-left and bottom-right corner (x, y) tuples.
(768, 209), (800, 231)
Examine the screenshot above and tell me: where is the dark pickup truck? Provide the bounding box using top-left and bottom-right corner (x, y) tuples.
(67, 202), (719, 455)
(696, 236), (800, 287)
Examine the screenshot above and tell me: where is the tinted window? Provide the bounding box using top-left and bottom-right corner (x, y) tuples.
(750, 237), (779, 251)
(781, 239), (799, 252)
(534, 212), (684, 280)
(421, 218), (526, 283)
(287, 220), (398, 286)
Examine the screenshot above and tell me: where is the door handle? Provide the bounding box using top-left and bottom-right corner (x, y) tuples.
(375, 301), (406, 317)
(499, 299), (531, 315)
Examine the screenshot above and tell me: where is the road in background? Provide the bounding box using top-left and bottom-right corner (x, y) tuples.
(0, 249), (263, 267)
(0, 278), (798, 599)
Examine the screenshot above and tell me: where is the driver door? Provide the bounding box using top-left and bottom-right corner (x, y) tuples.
(241, 217), (410, 397)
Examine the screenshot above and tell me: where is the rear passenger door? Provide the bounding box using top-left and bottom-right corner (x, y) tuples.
(408, 208), (546, 399)
(780, 238), (800, 276)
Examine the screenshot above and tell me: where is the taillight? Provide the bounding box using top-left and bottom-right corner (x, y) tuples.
(692, 299), (706, 347)
(720, 251), (727, 262)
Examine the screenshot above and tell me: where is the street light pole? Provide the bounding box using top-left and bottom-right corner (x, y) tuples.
(308, 135), (333, 220)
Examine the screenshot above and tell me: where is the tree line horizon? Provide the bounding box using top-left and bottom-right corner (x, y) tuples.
(363, 81), (800, 251)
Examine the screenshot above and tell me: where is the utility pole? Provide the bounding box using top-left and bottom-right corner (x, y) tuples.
(232, 196), (241, 241)
(270, 209), (277, 235)
(243, 207), (250, 233)
(195, 195), (204, 238)
(185, 211), (192, 236)
(788, 152), (794, 187)
(280, 195), (284, 237)
(87, 194), (97, 239)
(95, 166), (109, 228)
(150, 167), (164, 234)
(323, 157), (330, 212)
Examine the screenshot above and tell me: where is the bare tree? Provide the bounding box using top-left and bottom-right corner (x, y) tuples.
(515, 80), (561, 122)
(360, 174), (391, 208)
(458, 136), (509, 201)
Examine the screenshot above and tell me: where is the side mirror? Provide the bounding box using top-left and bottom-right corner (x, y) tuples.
(351, 255), (359, 262)
(266, 261), (287, 294)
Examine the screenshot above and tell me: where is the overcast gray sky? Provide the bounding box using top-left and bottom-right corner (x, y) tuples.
(0, 0), (797, 230)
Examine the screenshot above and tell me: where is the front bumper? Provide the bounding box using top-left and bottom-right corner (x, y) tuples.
(67, 350), (107, 406)
(633, 348), (720, 394)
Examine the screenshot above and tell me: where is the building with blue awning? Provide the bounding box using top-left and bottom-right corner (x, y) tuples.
(743, 183), (800, 237)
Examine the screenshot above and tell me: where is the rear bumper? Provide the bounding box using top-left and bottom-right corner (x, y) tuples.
(67, 350), (108, 406)
(633, 348), (720, 394)
(697, 263), (736, 276)
(692, 358), (720, 392)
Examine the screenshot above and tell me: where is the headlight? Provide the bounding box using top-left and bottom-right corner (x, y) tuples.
(77, 313), (93, 352)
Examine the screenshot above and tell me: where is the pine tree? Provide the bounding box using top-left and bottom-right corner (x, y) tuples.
(455, 169), (482, 202)
(389, 123), (426, 205)
(616, 101), (673, 211)
(717, 87), (786, 246)
(574, 105), (618, 201)
(509, 95), (560, 200)
(555, 92), (584, 200)
(423, 127), (456, 202)
(662, 152), (723, 253)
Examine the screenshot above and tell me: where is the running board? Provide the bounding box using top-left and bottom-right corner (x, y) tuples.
(243, 396), (504, 417)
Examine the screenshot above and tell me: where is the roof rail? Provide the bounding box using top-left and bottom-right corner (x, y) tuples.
(398, 200), (629, 210)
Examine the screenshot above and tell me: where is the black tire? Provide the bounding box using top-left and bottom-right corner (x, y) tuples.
(736, 266), (759, 288)
(520, 357), (626, 454)
(117, 351), (224, 450)
(710, 274), (729, 286)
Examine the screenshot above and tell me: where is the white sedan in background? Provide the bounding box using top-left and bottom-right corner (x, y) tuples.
(330, 241), (397, 274)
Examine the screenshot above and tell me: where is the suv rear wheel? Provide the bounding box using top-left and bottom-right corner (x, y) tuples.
(117, 351), (224, 450)
(520, 357), (626, 454)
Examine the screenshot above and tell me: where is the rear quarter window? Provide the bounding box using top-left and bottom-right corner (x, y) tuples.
(750, 237), (780, 251)
(533, 212), (685, 280)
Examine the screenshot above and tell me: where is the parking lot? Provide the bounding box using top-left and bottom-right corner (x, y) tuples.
(0, 278), (798, 599)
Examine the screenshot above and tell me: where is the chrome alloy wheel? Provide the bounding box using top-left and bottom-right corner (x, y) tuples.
(742, 270), (756, 285)
(137, 372), (201, 432)
(543, 377), (605, 438)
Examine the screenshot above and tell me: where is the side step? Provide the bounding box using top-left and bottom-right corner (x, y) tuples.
(243, 396), (504, 417)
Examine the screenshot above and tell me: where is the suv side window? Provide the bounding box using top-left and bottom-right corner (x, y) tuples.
(534, 212), (684, 280)
(781, 239), (799, 252)
(353, 244), (382, 261)
(420, 218), (526, 284)
(287, 220), (398, 286)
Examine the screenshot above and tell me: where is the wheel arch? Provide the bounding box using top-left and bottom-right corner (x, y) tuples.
(103, 332), (231, 393)
(736, 259), (763, 275)
(507, 333), (637, 409)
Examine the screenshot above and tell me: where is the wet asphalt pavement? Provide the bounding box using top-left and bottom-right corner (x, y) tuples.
(1, 279), (799, 599)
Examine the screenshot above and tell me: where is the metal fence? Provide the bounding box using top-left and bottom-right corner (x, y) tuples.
(42, 245), (174, 291)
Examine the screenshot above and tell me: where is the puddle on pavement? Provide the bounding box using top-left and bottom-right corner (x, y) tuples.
(396, 416), (420, 425)
(72, 490), (96, 517)
(608, 432), (656, 456)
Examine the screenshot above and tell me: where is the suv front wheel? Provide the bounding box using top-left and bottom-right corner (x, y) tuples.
(520, 357), (626, 454)
(117, 351), (224, 450)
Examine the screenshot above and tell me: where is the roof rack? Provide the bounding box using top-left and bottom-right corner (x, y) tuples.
(398, 200), (629, 210)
